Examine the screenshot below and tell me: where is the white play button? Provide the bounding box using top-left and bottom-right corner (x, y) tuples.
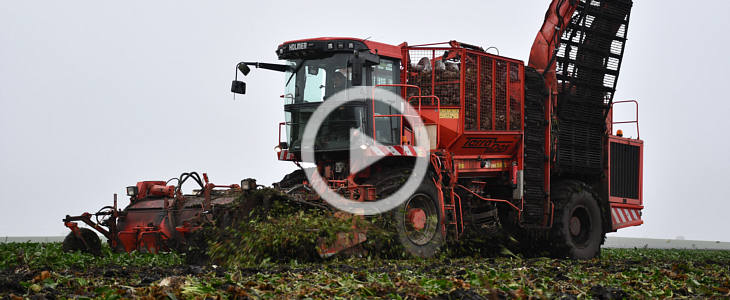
(300, 86), (430, 215)
(349, 128), (387, 175)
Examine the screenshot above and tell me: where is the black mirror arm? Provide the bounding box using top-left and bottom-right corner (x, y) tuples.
(360, 52), (380, 66)
(241, 62), (291, 72)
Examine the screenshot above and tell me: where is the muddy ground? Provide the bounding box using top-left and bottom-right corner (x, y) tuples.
(2, 242), (730, 299)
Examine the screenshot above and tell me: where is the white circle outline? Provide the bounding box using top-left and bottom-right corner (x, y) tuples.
(300, 86), (431, 215)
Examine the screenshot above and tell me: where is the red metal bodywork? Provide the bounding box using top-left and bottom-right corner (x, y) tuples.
(274, 6), (643, 238)
(398, 44), (528, 234)
(64, 173), (241, 253)
(278, 37), (403, 60)
(277, 30), (641, 236)
(607, 100), (643, 230)
(385, 45), (526, 177)
(527, 0), (579, 90)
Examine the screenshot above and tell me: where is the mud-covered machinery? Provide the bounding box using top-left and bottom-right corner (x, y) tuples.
(231, 0), (642, 258)
(61, 172), (252, 254)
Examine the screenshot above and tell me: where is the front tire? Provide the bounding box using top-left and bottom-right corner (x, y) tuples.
(550, 180), (604, 259)
(393, 178), (444, 258)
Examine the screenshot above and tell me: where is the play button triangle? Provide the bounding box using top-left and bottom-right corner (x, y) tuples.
(350, 128), (387, 175)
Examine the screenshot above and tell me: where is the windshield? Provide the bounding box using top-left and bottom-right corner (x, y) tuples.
(286, 105), (365, 152)
(284, 53), (363, 104)
(282, 54), (402, 150)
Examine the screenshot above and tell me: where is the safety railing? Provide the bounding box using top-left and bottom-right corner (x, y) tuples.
(278, 122), (286, 146)
(611, 100), (640, 139)
(370, 84), (422, 146)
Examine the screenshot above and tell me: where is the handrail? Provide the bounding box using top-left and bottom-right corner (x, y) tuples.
(278, 122), (286, 146)
(407, 42), (453, 48)
(611, 100), (640, 139)
(406, 95), (441, 112)
(456, 184), (522, 212)
(453, 191), (464, 236)
(370, 84), (422, 146)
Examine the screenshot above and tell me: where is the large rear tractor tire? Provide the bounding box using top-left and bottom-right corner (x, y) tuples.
(62, 228), (102, 256)
(550, 180), (605, 259)
(393, 178), (444, 258)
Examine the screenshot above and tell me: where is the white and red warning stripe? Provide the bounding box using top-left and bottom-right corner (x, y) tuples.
(367, 145), (425, 157)
(276, 149), (296, 161)
(611, 205), (643, 230)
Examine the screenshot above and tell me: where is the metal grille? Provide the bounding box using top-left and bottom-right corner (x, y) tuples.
(434, 50), (460, 106)
(556, 120), (604, 174)
(406, 50), (434, 102)
(610, 142), (640, 199)
(479, 57), (493, 130)
(509, 63), (522, 130)
(555, 0), (632, 106)
(464, 53), (478, 131)
(494, 61), (508, 130)
(404, 47), (522, 133)
(554, 0), (633, 175)
(406, 49), (462, 107)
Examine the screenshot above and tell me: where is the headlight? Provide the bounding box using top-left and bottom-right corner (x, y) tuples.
(126, 186), (138, 197)
(241, 178), (257, 191)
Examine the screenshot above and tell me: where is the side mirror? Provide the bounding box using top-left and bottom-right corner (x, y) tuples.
(232, 62), (250, 95)
(351, 57), (363, 86)
(231, 80), (246, 94)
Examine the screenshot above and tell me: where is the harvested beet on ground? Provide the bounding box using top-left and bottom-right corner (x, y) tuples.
(194, 188), (408, 268)
(188, 187), (522, 268)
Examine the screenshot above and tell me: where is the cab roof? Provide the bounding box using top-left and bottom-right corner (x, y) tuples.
(278, 37), (404, 59)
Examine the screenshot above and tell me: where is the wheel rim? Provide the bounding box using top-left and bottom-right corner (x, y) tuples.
(402, 193), (438, 246)
(407, 208), (426, 230)
(569, 205), (592, 247)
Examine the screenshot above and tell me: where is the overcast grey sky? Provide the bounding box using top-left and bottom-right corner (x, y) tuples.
(1, 1), (729, 241)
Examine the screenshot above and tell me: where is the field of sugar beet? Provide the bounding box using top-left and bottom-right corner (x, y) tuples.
(2, 242), (730, 299)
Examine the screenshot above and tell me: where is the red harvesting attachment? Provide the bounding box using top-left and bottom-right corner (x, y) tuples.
(63, 172), (243, 254)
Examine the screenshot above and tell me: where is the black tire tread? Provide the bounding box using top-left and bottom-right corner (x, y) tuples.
(393, 178), (444, 258)
(365, 168), (444, 258)
(550, 180), (605, 259)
